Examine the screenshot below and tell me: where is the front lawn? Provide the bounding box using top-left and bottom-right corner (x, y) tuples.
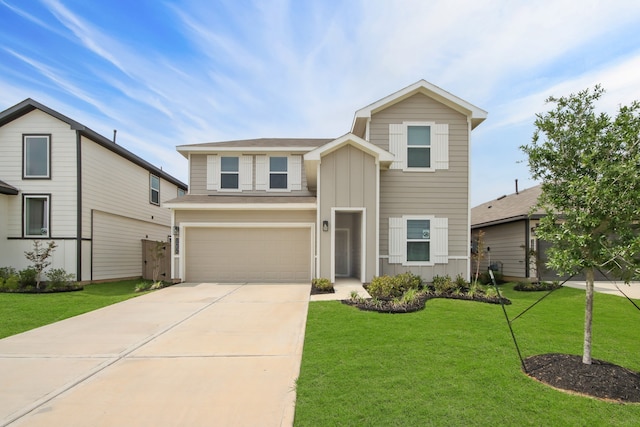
(294, 283), (640, 426)
(0, 279), (147, 339)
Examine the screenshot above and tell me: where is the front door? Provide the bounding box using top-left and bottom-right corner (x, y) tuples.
(335, 228), (350, 277)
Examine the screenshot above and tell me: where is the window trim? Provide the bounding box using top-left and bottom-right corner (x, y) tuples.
(404, 122), (433, 172)
(150, 174), (160, 205)
(23, 134), (51, 179)
(177, 187), (186, 197)
(23, 194), (51, 238)
(219, 156), (241, 192)
(403, 215), (433, 266)
(267, 155), (289, 192)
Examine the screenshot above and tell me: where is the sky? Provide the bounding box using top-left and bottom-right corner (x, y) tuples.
(1, 0), (640, 206)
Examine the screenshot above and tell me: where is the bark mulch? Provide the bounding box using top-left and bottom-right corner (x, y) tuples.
(525, 353), (640, 403)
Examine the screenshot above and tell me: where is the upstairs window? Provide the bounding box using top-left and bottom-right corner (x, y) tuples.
(220, 156), (239, 189)
(150, 174), (160, 205)
(24, 135), (50, 179)
(269, 156), (288, 189)
(407, 126), (431, 168)
(24, 195), (50, 237)
(177, 188), (186, 197)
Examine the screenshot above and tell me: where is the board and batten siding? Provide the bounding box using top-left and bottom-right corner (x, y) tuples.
(175, 209), (315, 224)
(188, 153), (314, 196)
(370, 93), (470, 280)
(318, 144), (377, 282)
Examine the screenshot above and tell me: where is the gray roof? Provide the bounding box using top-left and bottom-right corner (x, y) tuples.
(164, 194), (317, 205)
(471, 185), (544, 228)
(178, 138), (333, 149)
(0, 99), (187, 190)
(0, 179), (18, 195)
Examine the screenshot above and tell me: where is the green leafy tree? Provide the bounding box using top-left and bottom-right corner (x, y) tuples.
(24, 240), (58, 290)
(521, 85), (640, 365)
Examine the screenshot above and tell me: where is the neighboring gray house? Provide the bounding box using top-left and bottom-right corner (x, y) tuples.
(471, 185), (544, 281)
(165, 80), (487, 283)
(0, 99), (187, 281)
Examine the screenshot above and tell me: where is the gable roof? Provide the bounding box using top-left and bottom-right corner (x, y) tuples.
(0, 179), (18, 195)
(177, 138), (332, 158)
(351, 79), (488, 137)
(0, 99), (187, 190)
(471, 184), (544, 228)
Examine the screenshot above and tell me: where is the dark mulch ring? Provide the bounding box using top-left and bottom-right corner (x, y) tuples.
(310, 285), (335, 295)
(341, 293), (511, 314)
(514, 282), (562, 292)
(525, 353), (640, 403)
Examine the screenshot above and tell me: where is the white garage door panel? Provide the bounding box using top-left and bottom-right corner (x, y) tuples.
(186, 227), (311, 283)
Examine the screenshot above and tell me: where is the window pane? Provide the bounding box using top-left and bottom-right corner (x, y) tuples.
(407, 147), (430, 168)
(407, 242), (430, 262)
(25, 137), (49, 177)
(26, 197), (48, 236)
(407, 220), (430, 239)
(407, 126), (430, 146)
(151, 189), (159, 204)
(150, 175), (160, 190)
(220, 157), (239, 172)
(270, 156), (287, 172)
(270, 173), (287, 189)
(221, 173), (239, 189)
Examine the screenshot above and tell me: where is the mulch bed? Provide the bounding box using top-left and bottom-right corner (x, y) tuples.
(0, 285), (84, 293)
(341, 293), (511, 314)
(310, 285), (335, 295)
(525, 353), (640, 403)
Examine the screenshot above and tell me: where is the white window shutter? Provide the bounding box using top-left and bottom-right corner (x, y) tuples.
(255, 155), (267, 190)
(240, 155), (253, 190)
(432, 217), (448, 264)
(290, 155), (302, 190)
(389, 124), (404, 170)
(433, 124), (449, 170)
(388, 217), (404, 264)
(206, 155), (219, 190)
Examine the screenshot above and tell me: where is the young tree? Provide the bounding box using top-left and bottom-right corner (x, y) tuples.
(521, 86), (640, 365)
(24, 240), (58, 290)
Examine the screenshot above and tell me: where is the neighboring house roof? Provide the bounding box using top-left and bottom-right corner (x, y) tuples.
(0, 179), (18, 195)
(471, 184), (544, 228)
(351, 79), (488, 137)
(176, 138), (333, 158)
(0, 98), (187, 190)
(163, 194), (316, 210)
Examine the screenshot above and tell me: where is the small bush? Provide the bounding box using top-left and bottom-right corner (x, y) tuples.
(0, 267), (17, 280)
(394, 272), (422, 293)
(45, 268), (76, 290)
(368, 275), (398, 299)
(312, 278), (333, 292)
(19, 267), (38, 289)
(0, 274), (20, 291)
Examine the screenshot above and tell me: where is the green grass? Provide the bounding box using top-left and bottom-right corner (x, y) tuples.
(294, 284), (640, 426)
(0, 279), (147, 339)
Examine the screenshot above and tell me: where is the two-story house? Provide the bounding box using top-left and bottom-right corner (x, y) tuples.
(165, 80), (487, 283)
(0, 99), (187, 282)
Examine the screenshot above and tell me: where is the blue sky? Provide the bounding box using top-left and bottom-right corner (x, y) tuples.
(2, 0), (640, 205)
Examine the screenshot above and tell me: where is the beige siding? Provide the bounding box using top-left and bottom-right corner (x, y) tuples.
(175, 209), (315, 224)
(0, 110), (77, 238)
(474, 221), (527, 279)
(318, 145), (377, 282)
(92, 210), (169, 280)
(371, 93), (469, 279)
(188, 153), (313, 196)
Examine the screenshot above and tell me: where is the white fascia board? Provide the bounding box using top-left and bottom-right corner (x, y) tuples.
(163, 202), (317, 210)
(177, 146), (315, 156)
(351, 80), (488, 131)
(304, 133), (394, 163)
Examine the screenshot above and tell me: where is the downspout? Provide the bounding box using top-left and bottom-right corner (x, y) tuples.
(75, 130), (82, 281)
(466, 117), (472, 281)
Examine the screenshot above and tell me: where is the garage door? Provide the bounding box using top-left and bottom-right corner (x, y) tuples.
(185, 227), (311, 283)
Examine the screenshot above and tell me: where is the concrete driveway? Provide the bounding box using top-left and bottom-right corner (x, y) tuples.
(0, 282), (310, 427)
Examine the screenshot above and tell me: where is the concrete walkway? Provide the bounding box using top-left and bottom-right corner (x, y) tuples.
(0, 282), (310, 427)
(563, 281), (640, 300)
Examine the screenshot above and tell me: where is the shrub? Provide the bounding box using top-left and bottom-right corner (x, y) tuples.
(0, 267), (17, 280)
(368, 275), (398, 299)
(312, 278), (333, 292)
(394, 272), (422, 293)
(454, 274), (469, 291)
(0, 274), (20, 291)
(45, 268), (76, 290)
(19, 267), (38, 289)
(432, 275), (456, 295)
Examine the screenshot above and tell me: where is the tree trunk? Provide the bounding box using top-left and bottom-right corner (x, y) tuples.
(583, 267), (594, 365)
